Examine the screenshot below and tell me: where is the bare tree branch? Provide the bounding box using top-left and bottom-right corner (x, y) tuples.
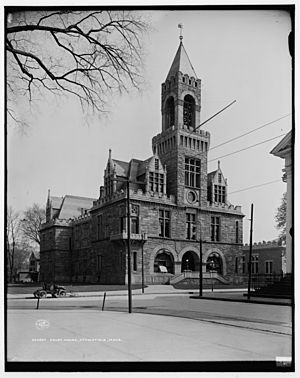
(20, 203), (46, 246)
(6, 10), (149, 127)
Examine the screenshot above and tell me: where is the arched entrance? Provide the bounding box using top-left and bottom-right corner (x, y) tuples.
(154, 250), (174, 274)
(206, 252), (223, 274)
(181, 251), (198, 272)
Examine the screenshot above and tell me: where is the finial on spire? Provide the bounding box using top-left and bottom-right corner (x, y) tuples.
(178, 23), (183, 41)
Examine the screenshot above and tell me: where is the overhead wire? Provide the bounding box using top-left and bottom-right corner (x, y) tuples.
(209, 113), (291, 151)
(228, 180), (283, 195)
(208, 133), (286, 163)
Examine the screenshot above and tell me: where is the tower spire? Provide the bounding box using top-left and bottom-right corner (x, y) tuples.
(178, 23), (183, 42)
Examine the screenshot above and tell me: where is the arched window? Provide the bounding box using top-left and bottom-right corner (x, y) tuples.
(206, 252), (223, 274)
(154, 251), (174, 273)
(183, 95), (195, 129)
(165, 97), (175, 129)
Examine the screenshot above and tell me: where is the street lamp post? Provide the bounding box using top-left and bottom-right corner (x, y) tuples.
(199, 237), (203, 297)
(247, 204), (254, 301)
(141, 233), (147, 294)
(210, 262), (215, 292)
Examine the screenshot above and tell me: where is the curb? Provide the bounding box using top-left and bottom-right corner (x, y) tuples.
(189, 295), (292, 306)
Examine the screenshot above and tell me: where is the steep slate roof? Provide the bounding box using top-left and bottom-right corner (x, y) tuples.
(113, 159), (129, 177)
(207, 170), (218, 181)
(137, 156), (152, 177)
(270, 130), (292, 158)
(166, 42), (198, 80)
(58, 195), (96, 219)
(50, 196), (63, 210)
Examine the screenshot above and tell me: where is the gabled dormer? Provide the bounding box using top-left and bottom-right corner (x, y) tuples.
(207, 161), (228, 204)
(136, 155), (167, 195)
(147, 155), (167, 195)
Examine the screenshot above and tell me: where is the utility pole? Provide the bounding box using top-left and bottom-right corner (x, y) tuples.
(141, 233), (147, 294)
(114, 177), (145, 313)
(126, 179), (132, 313)
(247, 203), (254, 300)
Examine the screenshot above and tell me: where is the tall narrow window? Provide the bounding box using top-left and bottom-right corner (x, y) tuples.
(183, 95), (195, 129)
(211, 216), (220, 242)
(159, 210), (170, 237)
(235, 221), (239, 243)
(235, 256), (239, 273)
(97, 214), (102, 240)
(185, 157), (200, 188)
(251, 255), (259, 274)
(165, 96), (175, 129)
(133, 252), (137, 271)
(241, 256), (246, 274)
(131, 217), (139, 234)
(186, 213), (196, 240)
(265, 260), (273, 274)
(97, 255), (102, 273)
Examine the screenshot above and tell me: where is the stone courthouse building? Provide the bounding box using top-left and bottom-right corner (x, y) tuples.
(40, 38), (245, 285)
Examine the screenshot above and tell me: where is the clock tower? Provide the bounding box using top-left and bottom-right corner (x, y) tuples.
(152, 37), (210, 207)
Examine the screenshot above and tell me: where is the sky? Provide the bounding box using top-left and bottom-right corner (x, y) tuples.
(7, 8), (292, 244)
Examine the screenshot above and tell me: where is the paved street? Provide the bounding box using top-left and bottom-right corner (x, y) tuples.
(7, 290), (292, 362)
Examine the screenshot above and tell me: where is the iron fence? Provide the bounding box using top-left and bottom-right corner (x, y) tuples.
(250, 273), (283, 291)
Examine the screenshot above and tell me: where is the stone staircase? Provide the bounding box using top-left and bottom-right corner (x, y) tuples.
(251, 274), (293, 299)
(170, 271), (230, 286)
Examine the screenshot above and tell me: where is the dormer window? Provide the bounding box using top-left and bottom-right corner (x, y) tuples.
(218, 173), (222, 183)
(155, 158), (159, 170)
(214, 185), (226, 203)
(104, 175), (114, 197)
(149, 172), (164, 193)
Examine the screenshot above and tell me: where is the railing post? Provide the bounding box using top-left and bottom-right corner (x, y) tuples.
(102, 292), (106, 311)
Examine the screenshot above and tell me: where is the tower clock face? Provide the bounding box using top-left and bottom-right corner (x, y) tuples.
(187, 190), (197, 204)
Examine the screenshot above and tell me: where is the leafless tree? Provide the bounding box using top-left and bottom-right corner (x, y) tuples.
(6, 9), (149, 126)
(20, 203), (46, 248)
(6, 207), (21, 282)
(275, 192), (287, 243)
